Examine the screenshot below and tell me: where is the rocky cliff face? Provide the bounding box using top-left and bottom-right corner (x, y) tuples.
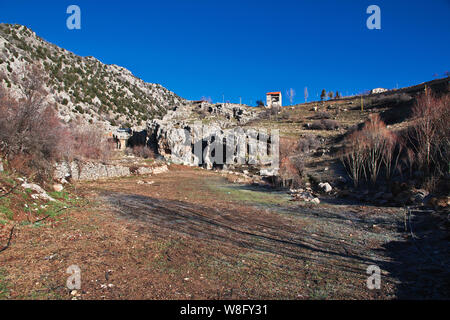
(0, 24), (185, 130)
(147, 103), (276, 173)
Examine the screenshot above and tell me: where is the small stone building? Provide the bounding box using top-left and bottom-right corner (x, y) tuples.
(113, 128), (132, 150)
(266, 92), (282, 109)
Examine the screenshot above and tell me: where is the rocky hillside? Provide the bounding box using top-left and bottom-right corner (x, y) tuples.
(0, 24), (185, 130)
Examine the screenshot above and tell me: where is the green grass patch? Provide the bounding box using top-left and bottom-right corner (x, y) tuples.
(48, 190), (70, 201)
(0, 269), (10, 300)
(209, 182), (291, 207)
(0, 197), (14, 220)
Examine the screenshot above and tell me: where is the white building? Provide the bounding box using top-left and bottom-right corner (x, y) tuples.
(266, 92), (282, 108)
(371, 88), (388, 94)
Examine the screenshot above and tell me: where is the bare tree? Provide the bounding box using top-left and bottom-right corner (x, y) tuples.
(0, 65), (65, 180)
(200, 96), (212, 103)
(286, 88), (295, 105)
(328, 91), (334, 100)
(0, 64), (115, 180)
(408, 90), (449, 176)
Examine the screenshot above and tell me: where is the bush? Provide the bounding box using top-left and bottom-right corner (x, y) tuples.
(341, 114), (400, 187)
(312, 112), (331, 120)
(276, 136), (316, 188)
(0, 65), (114, 180)
(310, 119), (339, 130)
(61, 122), (114, 162)
(0, 66), (65, 181)
(125, 146), (155, 159)
(297, 135), (320, 153)
(407, 90), (449, 179)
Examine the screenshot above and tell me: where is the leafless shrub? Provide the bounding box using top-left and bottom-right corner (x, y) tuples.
(0, 65), (114, 181)
(297, 135), (320, 153)
(276, 137), (313, 188)
(310, 119), (339, 130)
(341, 114), (398, 186)
(407, 90), (449, 178)
(125, 145), (155, 159)
(0, 66), (65, 181)
(341, 129), (368, 187)
(312, 112), (331, 120)
(62, 122), (114, 162)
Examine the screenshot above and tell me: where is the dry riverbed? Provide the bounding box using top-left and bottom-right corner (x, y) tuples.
(0, 166), (448, 299)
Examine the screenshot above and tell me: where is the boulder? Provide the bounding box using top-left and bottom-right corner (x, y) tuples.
(412, 189), (429, 204)
(53, 184), (64, 192)
(318, 182), (332, 193)
(260, 168), (278, 177)
(427, 196), (449, 210)
(22, 182), (55, 202)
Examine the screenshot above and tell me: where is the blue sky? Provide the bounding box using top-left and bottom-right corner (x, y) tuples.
(0, 0), (449, 105)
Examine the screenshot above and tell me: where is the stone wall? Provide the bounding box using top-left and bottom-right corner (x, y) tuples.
(54, 160), (168, 182)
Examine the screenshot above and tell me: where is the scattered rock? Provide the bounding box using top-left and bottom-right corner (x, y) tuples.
(21, 182), (55, 202)
(53, 184), (64, 192)
(311, 198), (321, 204)
(428, 197), (449, 211)
(0, 158), (3, 172)
(44, 254), (57, 260)
(412, 189), (429, 204)
(260, 168), (278, 177)
(318, 182), (332, 193)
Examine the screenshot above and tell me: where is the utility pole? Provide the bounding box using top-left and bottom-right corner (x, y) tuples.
(239, 97), (242, 105)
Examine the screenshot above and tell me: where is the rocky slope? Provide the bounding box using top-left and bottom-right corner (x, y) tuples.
(0, 24), (185, 130)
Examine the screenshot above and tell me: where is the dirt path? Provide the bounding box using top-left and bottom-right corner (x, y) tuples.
(1, 166), (447, 299)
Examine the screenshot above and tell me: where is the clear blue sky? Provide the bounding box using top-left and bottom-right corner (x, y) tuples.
(1, 0), (449, 105)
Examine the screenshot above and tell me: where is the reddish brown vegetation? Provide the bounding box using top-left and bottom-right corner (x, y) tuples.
(341, 90), (449, 190)
(125, 145), (155, 159)
(278, 135), (319, 188)
(341, 114), (402, 187)
(407, 90), (449, 179)
(0, 65), (113, 181)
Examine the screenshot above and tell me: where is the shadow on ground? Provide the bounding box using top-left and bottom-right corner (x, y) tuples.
(101, 191), (394, 283)
(379, 209), (450, 299)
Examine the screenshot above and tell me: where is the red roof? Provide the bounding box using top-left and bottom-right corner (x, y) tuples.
(266, 92), (281, 95)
